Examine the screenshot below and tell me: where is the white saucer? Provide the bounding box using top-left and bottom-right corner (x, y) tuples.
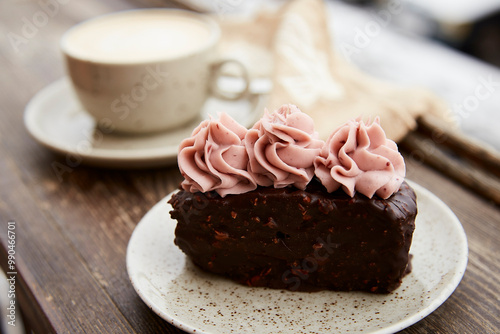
(24, 78), (265, 168)
(126, 181), (468, 334)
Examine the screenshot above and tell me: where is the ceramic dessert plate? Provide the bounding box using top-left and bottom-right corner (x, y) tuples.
(24, 78), (264, 168)
(126, 181), (468, 334)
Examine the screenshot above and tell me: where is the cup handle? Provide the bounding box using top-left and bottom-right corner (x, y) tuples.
(209, 59), (250, 101)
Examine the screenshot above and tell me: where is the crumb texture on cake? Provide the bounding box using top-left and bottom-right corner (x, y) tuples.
(169, 179), (417, 293)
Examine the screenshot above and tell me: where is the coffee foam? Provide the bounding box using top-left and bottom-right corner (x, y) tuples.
(62, 10), (216, 63)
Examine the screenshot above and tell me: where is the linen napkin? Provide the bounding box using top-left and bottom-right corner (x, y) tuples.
(215, 0), (451, 142)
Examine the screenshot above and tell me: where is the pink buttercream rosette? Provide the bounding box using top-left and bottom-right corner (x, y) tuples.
(178, 113), (256, 197)
(245, 104), (324, 189)
(314, 117), (405, 199)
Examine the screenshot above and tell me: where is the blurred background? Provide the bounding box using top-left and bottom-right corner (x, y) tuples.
(162, 0), (500, 150)
(344, 0), (500, 68)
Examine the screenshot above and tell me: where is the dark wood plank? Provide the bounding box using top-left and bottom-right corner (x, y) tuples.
(401, 132), (500, 205)
(401, 153), (500, 333)
(0, 152), (136, 333)
(416, 114), (500, 177)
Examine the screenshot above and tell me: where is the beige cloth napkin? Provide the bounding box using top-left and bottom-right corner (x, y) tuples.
(216, 0), (451, 142)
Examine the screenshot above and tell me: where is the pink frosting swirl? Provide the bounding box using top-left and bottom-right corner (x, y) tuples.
(245, 104), (324, 189)
(178, 113), (256, 197)
(314, 117), (405, 199)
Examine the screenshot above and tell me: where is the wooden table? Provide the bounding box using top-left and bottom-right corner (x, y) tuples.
(0, 1), (499, 333)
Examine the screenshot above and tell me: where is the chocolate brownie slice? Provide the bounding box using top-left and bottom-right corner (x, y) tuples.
(169, 179), (417, 293)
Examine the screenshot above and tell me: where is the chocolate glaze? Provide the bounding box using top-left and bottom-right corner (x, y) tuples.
(169, 179), (417, 293)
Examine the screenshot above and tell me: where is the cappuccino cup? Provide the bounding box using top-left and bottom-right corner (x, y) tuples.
(61, 9), (248, 134)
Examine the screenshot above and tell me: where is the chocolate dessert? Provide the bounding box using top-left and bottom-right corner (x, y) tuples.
(169, 105), (417, 293)
(170, 180), (416, 293)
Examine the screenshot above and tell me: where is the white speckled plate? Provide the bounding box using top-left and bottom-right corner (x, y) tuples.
(24, 78), (264, 169)
(126, 181), (468, 334)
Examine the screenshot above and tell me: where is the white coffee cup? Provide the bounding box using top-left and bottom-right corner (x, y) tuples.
(61, 9), (248, 134)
